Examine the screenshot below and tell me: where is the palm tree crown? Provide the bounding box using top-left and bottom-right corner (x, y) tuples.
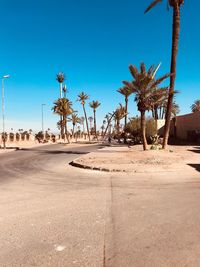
(71, 114), (81, 126)
(191, 100), (200, 113)
(77, 92), (89, 105)
(89, 101), (101, 110)
(53, 98), (73, 116)
(124, 63), (170, 113)
(145, 0), (184, 13)
(56, 72), (65, 84)
(117, 86), (132, 99)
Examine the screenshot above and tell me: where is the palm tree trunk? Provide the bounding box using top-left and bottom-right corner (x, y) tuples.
(125, 98), (128, 127)
(103, 112), (115, 138)
(124, 98), (128, 144)
(93, 109), (98, 140)
(117, 120), (120, 142)
(83, 104), (90, 141)
(141, 110), (148, 151)
(60, 83), (63, 98)
(163, 4), (181, 149)
(159, 107), (162, 119)
(65, 116), (70, 143)
(72, 124), (75, 137)
(155, 107), (158, 131)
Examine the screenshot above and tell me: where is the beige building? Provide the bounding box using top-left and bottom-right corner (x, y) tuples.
(172, 111), (200, 140)
(158, 111), (200, 142)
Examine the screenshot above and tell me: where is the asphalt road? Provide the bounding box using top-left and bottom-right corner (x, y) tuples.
(0, 143), (200, 267)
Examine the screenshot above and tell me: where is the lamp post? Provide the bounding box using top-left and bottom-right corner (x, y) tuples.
(41, 104), (46, 134)
(2, 75), (10, 149)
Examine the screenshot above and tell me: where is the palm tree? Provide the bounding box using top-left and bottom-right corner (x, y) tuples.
(56, 72), (65, 98)
(88, 116), (93, 132)
(171, 101), (180, 117)
(145, 0), (184, 149)
(117, 86), (132, 128)
(117, 86), (133, 143)
(124, 63), (170, 150)
(71, 114), (81, 137)
(191, 100), (200, 113)
(53, 98), (73, 141)
(80, 116), (85, 134)
(114, 104), (126, 141)
(151, 87), (168, 126)
(89, 101), (101, 137)
(77, 92), (90, 141)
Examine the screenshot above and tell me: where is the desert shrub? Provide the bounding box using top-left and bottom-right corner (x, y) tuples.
(125, 117), (157, 144)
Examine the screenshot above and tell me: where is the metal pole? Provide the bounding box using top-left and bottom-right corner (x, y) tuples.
(2, 79), (5, 149)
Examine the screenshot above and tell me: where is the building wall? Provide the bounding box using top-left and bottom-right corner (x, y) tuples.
(174, 111), (200, 140)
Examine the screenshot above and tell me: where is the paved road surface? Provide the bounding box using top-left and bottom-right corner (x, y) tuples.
(0, 143), (200, 267)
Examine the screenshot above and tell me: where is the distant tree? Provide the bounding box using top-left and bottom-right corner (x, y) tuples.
(77, 92), (90, 141)
(191, 100), (200, 113)
(53, 98), (73, 141)
(88, 116), (93, 131)
(117, 86), (132, 128)
(114, 104), (126, 139)
(70, 114), (81, 136)
(89, 100), (101, 137)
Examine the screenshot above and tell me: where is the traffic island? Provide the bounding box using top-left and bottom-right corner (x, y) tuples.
(69, 145), (200, 173)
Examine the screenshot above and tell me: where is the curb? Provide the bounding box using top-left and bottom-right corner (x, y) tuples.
(69, 160), (127, 173)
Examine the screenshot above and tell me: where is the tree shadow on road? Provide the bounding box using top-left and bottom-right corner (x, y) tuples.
(187, 164), (200, 173)
(19, 148), (88, 155)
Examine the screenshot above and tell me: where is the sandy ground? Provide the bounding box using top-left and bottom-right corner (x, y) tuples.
(73, 144), (200, 173)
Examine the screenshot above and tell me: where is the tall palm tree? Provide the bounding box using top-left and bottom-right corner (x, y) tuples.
(89, 101), (101, 137)
(145, 0), (184, 149)
(191, 100), (200, 113)
(124, 63), (170, 150)
(117, 86), (132, 128)
(56, 72), (65, 98)
(77, 92), (90, 141)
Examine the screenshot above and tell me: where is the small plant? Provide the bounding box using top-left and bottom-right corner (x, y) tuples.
(150, 134), (161, 150)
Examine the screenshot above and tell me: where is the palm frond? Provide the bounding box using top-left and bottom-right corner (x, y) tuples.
(144, 0), (162, 13)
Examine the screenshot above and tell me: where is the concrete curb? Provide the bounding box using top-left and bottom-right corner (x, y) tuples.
(69, 160), (127, 173)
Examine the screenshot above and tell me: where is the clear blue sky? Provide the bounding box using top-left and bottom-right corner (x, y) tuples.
(0, 0), (199, 132)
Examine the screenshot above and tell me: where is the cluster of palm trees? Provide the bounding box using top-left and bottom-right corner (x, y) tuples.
(53, 0), (187, 149)
(107, 0), (184, 150)
(53, 74), (101, 142)
(100, 0), (185, 150)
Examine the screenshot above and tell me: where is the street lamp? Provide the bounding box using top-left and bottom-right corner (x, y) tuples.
(2, 75), (10, 149)
(41, 104), (46, 133)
